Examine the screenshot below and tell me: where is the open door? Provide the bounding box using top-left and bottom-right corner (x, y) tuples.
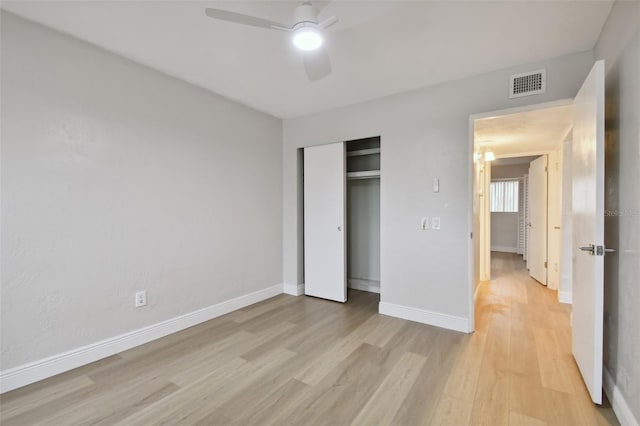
(304, 142), (347, 302)
(572, 60), (606, 404)
(527, 155), (548, 285)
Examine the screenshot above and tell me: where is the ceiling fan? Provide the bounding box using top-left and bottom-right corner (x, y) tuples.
(204, 1), (338, 82)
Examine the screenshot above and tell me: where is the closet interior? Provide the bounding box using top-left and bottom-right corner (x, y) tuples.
(346, 137), (381, 294)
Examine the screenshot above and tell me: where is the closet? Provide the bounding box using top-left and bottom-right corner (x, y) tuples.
(303, 137), (381, 303)
(346, 137), (381, 294)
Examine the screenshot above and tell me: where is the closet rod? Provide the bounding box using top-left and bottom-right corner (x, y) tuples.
(347, 170), (381, 180)
(346, 148), (381, 157)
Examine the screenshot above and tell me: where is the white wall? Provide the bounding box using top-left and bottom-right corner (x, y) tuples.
(347, 179), (380, 282)
(491, 163), (530, 179)
(560, 137), (573, 303)
(0, 13), (283, 371)
(283, 51), (594, 329)
(594, 1), (640, 423)
(472, 157), (481, 292)
(491, 213), (518, 252)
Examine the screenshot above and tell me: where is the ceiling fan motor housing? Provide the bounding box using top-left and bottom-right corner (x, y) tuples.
(294, 3), (320, 26)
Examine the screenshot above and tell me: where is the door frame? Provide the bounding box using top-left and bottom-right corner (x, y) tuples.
(467, 98), (573, 332)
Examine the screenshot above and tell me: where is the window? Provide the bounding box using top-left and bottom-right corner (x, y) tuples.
(490, 180), (519, 212)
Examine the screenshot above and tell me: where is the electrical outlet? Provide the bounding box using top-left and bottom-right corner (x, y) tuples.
(135, 291), (147, 308)
(432, 217), (441, 230)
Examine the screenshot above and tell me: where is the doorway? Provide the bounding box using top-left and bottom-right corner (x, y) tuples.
(470, 61), (608, 407)
(471, 101), (572, 300)
(488, 155), (538, 280)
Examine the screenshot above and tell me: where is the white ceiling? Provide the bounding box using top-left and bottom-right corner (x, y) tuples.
(474, 104), (574, 156)
(2, 1), (613, 119)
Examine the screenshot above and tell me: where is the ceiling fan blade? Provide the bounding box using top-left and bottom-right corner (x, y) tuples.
(317, 1), (338, 28)
(205, 8), (290, 31)
(303, 47), (332, 82)
(319, 15), (338, 30)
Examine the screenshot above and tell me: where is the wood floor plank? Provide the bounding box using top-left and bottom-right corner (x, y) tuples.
(390, 331), (464, 426)
(443, 330), (488, 402)
(351, 351), (427, 426)
(543, 387), (595, 426)
(533, 327), (576, 394)
(22, 376), (180, 426)
(293, 314), (382, 385)
(118, 348), (296, 425)
(0, 375), (94, 421)
(429, 395), (473, 426)
(270, 343), (389, 426)
(226, 378), (309, 426)
(362, 315), (406, 347)
(509, 411), (548, 426)
(169, 322), (296, 386)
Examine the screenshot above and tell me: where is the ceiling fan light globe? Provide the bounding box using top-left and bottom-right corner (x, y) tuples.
(293, 26), (323, 51)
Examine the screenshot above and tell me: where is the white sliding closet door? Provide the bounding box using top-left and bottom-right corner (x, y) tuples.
(304, 143), (346, 302)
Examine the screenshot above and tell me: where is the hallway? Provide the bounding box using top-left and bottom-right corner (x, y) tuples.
(467, 251), (618, 425)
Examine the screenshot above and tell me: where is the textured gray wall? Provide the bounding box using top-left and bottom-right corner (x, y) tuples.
(1, 12), (283, 370)
(347, 178), (381, 281)
(595, 0), (640, 421)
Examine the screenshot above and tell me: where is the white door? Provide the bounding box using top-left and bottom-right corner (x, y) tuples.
(527, 155), (548, 285)
(304, 143), (346, 302)
(572, 60), (606, 404)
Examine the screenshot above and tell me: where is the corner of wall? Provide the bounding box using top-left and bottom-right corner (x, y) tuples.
(283, 283), (304, 296)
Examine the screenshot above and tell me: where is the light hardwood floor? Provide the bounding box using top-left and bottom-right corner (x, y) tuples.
(0, 253), (619, 425)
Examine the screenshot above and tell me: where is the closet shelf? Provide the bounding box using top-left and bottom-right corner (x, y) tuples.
(347, 170), (380, 180)
(346, 148), (381, 157)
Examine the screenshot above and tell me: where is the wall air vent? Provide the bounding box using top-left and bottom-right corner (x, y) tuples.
(509, 69), (546, 98)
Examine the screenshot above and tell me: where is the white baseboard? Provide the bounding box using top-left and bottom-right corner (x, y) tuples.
(558, 290), (572, 304)
(379, 302), (471, 333)
(604, 366), (639, 426)
(348, 278), (380, 294)
(0, 284), (283, 394)
(283, 283), (304, 296)
(491, 246), (518, 253)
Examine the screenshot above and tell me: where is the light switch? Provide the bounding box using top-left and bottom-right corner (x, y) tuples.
(433, 178), (440, 193)
(421, 217), (429, 230)
(432, 217), (441, 230)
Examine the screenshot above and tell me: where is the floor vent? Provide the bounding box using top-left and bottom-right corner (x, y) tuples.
(509, 69), (546, 98)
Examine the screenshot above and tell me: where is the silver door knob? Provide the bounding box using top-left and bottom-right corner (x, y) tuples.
(596, 245), (616, 255)
(579, 244), (595, 255)
(337, 226), (341, 231)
